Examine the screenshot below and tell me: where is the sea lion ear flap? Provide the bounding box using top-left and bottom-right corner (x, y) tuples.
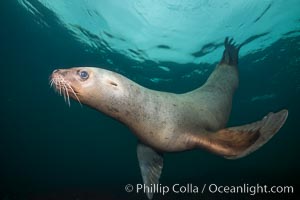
(137, 143), (164, 199)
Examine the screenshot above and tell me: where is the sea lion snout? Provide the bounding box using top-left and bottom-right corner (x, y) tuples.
(51, 68), (70, 77)
(50, 68), (83, 106)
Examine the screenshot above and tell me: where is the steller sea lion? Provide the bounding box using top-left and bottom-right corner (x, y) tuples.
(50, 38), (288, 199)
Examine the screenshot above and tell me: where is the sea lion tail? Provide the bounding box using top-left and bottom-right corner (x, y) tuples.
(193, 109), (288, 159)
(219, 37), (242, 66)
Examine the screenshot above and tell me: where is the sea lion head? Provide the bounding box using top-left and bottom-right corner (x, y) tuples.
(50, 67), (124, 109)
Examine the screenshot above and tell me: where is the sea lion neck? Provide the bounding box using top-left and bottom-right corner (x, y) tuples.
(85, 72), (156, 127)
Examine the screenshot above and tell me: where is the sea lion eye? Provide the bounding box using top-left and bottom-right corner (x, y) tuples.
(79, 71), (89, 80)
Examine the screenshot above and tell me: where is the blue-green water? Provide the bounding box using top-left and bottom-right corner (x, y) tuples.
(1, 0), (300, 199)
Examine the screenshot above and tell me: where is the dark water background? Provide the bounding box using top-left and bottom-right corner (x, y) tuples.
(1, 1), (299, 199)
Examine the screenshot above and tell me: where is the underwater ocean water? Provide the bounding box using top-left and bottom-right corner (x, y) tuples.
(1, 0), (300, 199)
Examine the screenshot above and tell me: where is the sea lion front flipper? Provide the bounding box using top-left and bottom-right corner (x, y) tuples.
(193, 109), (288, 159)
(137, 143), (164, 200)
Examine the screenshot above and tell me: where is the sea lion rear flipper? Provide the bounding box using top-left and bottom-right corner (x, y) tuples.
(194, 109), (288, 159)
(219, 37), (241, 66)
(137, 143), (164, 199)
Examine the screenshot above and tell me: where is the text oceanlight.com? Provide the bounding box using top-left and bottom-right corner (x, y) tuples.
(124, 183), (294, 196)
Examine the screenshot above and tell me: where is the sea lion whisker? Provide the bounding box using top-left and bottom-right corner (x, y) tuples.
(62, 83), (67, 103)
(62, 83), (71, 107)
(49, 79), (54, 87)
(57, 76), (67, 96)
(49, 78), (59, 91)
(56, 78), (64, 96)
(64, 86), (70, 106)
(58, 80), (63, 96)
(53, 79), (61, 95)
(66, 83), (82, 107)
(65, 85), (71, 107)
(51, 75), (81, 107)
